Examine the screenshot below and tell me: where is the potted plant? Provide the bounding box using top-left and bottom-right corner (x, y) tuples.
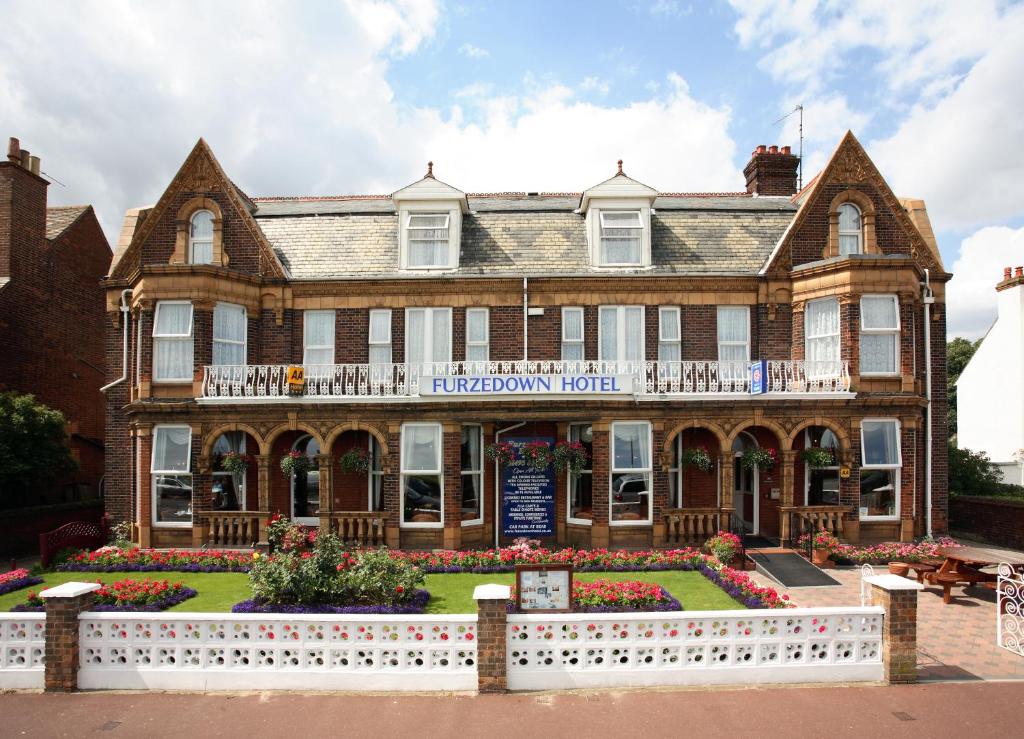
(280, 450), (314, 478)
(519, 441), (553, 472)
(802, 447), (837, 469)
(552, 440), (590, 474)
(484, 441), (517, 466)
(798, 530), (840, 566)
(338, 447), (371, 473)
(705, 531), (742, 566)
(740, 447), (777, 472)
(680, 446), (714, 473)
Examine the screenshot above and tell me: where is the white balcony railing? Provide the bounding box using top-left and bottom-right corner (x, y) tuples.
(199, 360), (850, 400)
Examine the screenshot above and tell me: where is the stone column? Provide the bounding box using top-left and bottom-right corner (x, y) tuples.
(256, 455), (271, 512)
(442, 424), (462, 550)
(590, 422), (610, 548)
(474, 584), (510, 693)
(866, 574), (923, 684)
(317, 453), (334, 533)
(780, 450), (797, 545)
(719, 451), (735, 511)
(41, 582), (101, 692)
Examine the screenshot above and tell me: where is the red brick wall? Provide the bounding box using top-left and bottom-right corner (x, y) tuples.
(950, 497), (1024, 550)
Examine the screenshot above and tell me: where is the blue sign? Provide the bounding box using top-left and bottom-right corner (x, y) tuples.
(501, 437), (556, 537)
(750, 360), (768, 394)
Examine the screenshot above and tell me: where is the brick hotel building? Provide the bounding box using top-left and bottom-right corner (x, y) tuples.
(102, 132), (949, 551)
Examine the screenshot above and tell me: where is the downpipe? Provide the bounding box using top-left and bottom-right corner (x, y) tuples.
(100, 289), (132, 393)
(921, 269), (935, 538)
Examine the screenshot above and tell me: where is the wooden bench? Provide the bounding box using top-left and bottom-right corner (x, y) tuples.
(932, 569), (998, 604)
(907, 562), (938, 584)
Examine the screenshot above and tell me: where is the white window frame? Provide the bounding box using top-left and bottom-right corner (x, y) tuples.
(609, 420), (653, 527)
(188, 209), (214, 265)
(303, 310), (336, 367)
(658, 306), (681, 361)
(465, 308), (489, 364)
(804, 297), (840, 378)
(567, 423), (594, 526)
(859, 295), (900, 377)
(716, 305), (750, 361)
(598, 209), (643, 267)
(368, 435), (384, 512)
(151, 424), (192, 528)
(598, 305), (646, 365)
(405, 212), (452, 270)
(152, 301), (194, 383)
(212, 432), (246, 510)
(400, 422), (444, 529)
(561, 307), (585, 362)
(460, 424), (484, 527)
(289, 434), (321, 526)
(803, 427), (840, 506)
(368, 309), (392, 365)
(212, 302), (247, 367)
(404, 307), (453, 369)
(838, 203), (863, 256)
(858, 418), (902, 521)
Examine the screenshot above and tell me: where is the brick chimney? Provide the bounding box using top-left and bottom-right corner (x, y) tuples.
(0, 136), (49, 283)
(997, 265), (1024, 293)
(743, 144), (800, 196)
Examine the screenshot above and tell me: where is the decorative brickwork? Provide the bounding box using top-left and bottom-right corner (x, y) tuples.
(42, 583), (100, 692)
(474, 586), (510, 693)
(869, 579), (921, 684)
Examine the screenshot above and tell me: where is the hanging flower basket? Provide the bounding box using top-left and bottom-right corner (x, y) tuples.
(484, 441), (517, 466)
(740, 447), (777, 471)
(553, 441), (590, 475)
(519, 441), (553, 472)
(680, 446), (714, 473)
(217, 451), (251, 476)
(280, 451), (314, 477)
(802, 447), (837, 469)
(338, 448), (371, 474)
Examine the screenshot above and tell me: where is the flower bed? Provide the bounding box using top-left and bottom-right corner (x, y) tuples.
(12, 578), (197, 612)
(232, 588), (431, 614)
(829, 537), (960, 565)
(57, 547), (255, 573)
(0, 568), (44, 597)
(510, 579), (681, 613)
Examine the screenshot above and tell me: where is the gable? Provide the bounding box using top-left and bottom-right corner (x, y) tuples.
(109, 140), (285, 281)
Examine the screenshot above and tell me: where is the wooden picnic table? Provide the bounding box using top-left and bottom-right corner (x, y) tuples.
(930, 546), (1024, 603)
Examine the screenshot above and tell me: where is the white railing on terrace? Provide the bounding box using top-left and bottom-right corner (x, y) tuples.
(506, 606), (883, 690)
(0, 614), (46, 689)
(76, 612), (478, 691)
(200, 360), (850, 399)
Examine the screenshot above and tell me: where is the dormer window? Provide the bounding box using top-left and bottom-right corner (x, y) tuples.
(838, 203), (863, 256)
(406, 213), (451, 268)
(599, 210), (643, 265)
(189, 210), (214, 264)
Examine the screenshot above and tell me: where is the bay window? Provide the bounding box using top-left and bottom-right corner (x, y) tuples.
(610, 421), (652, 525)
(568, 423), (593, 524)
(303, 310), (335, 366)
(859, 419), (901, 519)
(465, 309), (489, 364)
(860, 296), (899, 375)
(805, 298), (840, 377)
(460, 425), (483, 525)
(599, 305), (644, 366)
(153, 301), (194, 382)
(151, 425), (192, 526)
(401, 423), (443, 527)
(562, 307), (585, 362)
(598, 210), (643, 265)
(212, 303), (246, 366)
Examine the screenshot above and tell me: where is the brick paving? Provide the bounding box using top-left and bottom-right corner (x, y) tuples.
(750, 564), (1024, 681)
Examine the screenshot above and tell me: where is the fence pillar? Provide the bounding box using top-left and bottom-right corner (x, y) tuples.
(865, 574), (923, 684)
(41, 582), (101, 692)
(473, 584), (510, 693)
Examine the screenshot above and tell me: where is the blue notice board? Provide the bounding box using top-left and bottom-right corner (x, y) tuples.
(501, 437), (556, 537)
(750, 360), (768, 394)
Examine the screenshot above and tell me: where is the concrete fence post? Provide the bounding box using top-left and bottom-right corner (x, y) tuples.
(41, 582), (101, 692)
(473, 584), (511, 693)
(864, 574), (923, 684)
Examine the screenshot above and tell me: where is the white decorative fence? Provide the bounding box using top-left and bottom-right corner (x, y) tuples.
(506, 607), (884, 690)
(0, 614), (46, 689)
(77, 613), (478, 691)
(997, 563), (1024, 657)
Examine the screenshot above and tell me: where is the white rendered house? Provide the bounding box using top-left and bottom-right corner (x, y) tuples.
(957, 266), (1024, 485)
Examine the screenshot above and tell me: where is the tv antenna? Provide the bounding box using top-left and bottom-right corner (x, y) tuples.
(773, 104), (803, 191)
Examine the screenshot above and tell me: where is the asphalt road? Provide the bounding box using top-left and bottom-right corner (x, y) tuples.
(2, 681), (1023, 738)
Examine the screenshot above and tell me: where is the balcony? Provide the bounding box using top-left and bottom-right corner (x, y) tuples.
(198, 360), (851, 402)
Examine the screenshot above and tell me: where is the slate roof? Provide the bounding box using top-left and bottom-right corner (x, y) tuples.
(252, 194), (797, 280)
(45, 205), (90, 240)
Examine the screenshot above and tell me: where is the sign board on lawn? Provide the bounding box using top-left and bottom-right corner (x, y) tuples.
(515, 563), (573, 612)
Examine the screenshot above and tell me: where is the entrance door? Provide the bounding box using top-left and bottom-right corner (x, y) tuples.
(732, 432), (759, 534)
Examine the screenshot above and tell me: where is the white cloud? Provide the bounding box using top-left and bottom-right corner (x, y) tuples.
(580, 76), (610, 95)
(946, 226), (1024, 339)
(649, 1), (691, 18)
(457, 42), (489, 59)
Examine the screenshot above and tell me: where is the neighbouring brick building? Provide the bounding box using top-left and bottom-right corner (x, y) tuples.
(1, 137), (111, 507)
(102, 131), (949, 550)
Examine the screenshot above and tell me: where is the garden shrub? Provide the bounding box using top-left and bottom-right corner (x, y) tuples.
(705, 531), (741, 564)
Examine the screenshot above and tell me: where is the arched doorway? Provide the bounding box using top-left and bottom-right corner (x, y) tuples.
(732, 431), (759, 534)
(290, 434), (321, 525)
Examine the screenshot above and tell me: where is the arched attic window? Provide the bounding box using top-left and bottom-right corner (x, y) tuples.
(189, 210), (214, 264)
(837, 203), (863, 256)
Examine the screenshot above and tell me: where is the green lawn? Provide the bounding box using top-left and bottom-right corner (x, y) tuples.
(1, 569), (742, 613)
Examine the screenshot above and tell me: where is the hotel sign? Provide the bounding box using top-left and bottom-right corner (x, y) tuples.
(420, 374), (634, 396)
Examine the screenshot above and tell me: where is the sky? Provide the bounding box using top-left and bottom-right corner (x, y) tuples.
(1, 0), (1021, 339)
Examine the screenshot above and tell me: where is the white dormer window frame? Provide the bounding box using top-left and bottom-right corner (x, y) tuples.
(598, 210), (643, 266)
(398, 203), (462, 271)
(585, 200), (653, 269)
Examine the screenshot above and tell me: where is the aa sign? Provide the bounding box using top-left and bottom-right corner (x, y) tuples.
(287, 366), (305, 385)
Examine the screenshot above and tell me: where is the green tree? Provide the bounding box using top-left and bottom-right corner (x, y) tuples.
(947, 337), (981, 438)
(947, 442), (1003, 496)
(0, 392), (78, 508)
